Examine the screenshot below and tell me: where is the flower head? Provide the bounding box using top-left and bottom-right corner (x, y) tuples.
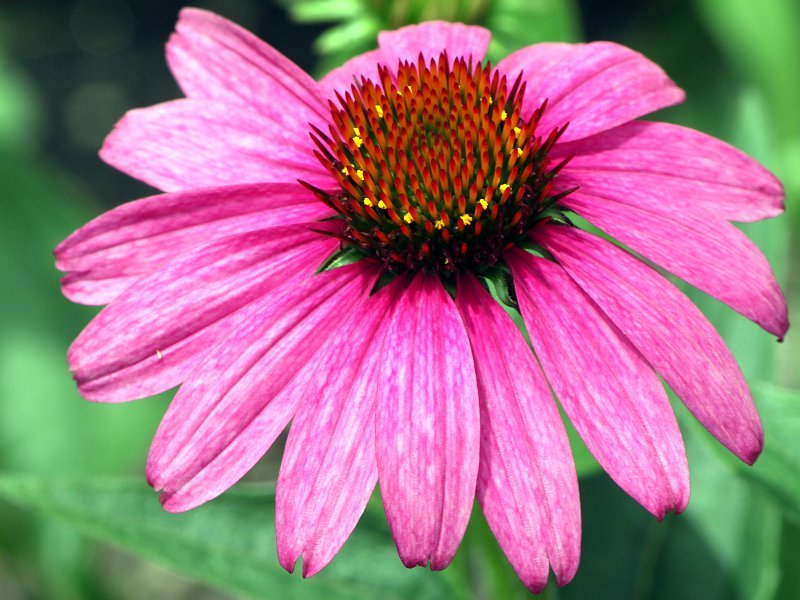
(311, 53), (567, 272)
(55, 9), (788, 593)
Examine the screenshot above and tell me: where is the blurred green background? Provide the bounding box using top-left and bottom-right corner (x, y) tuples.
(0, 0), (798, 598)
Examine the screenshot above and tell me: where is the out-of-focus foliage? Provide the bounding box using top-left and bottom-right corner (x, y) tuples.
(277, 0), (580, 74)
(0, 478), (458, 600)
(0, 1), (798, 599)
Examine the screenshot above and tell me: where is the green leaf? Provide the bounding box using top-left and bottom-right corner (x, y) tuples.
(559, 404), (782, 600)
(314, 17), (381, 56)
(739, 383), (800, 523)
(776, 519), (800, 598)
(478, 265), (516, 310)
(693, 0), (800, 144)
(674, 407), (782, 600)
(486, 0), (582, 61)
(316, 245), (367, 272)
(0, 477), (456, 600)
(281, 0), (364, 22)
(283, 0), (581, 78)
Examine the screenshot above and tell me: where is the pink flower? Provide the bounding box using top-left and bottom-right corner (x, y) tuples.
(55, 8), (788, 593)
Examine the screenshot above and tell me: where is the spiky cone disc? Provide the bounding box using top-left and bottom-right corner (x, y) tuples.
(308, 52), (571, 274)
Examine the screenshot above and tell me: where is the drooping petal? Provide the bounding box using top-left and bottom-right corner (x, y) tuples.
(498, 42), (684, 143)
(376, 272), (480, 570)
(319, 49), (386, 99)
(55, 182), (332, 305)
(148, 261), (380, 512)
(69, 226), (335, 402)
(506, 249), (690, 518)
(537, 225), (763, 464)
(167, 8), (328, 130)
(552, 121), (784, 222)
(378, 21), (491, 67)
(561, 191), (789, 338)
(456, 274), (580, 592)
(100, 99), (333, 192)
(276, 278), (401, 577)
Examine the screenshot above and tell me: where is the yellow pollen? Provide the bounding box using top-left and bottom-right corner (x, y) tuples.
(500, 110), (508, 121)
(460, 214), (473, 225)
(377, 200), (387, 209)
(353, 127), (361, 137)
(517, 148), (524, 157)
(488, 96), (494, 105)
(375, 104), (384, 118)
(513, 126), (522, 137)
(478, 198), (489, 210)
(341, 166), (348, 175)
(363, 197), (373, 207)
(499, 183), (511, 193)
(434, 220), (445, 230)
(403, 212), (414, 224)
(353, 136), (363, 148)
(356, 169), (364, 181)
(406, 85), (413, 94)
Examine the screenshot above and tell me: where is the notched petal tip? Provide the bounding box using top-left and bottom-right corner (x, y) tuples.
(278, 550), (298, 575)
(300, 557), (325, 579)
(144, 468), (161, 491)
(429, 554), (455, 572)
(158, 491), (187, 514)
(650, 489), (690, 521)
(158, 484), (215, 514)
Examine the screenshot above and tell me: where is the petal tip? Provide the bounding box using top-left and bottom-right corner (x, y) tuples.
(740, 437), (764, 466)
(159, 490), (199, 514)
(429, 553), (455, 572)
(300, 556), (326, 579)
(145, 458), (165, 491)
(158, 492), (181, 513)
(513, 569), (550, 595)
(277, 550), (298, 575)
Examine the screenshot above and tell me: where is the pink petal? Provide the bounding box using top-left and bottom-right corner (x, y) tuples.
(376, 272), (480, 570)
(59, 273), (143, 309)
(319, 49), (386, 98)
(456, 274), (580, 592)
(561, 191), (789, 339)
(538, 225), (763, 464)
(167, 8), (328, 130)
(148, 261), (381, 511)
(56, 182), (332, 305)
(506, 249), (690, 518)
(276, 279), (402, 577)
(69, 226), (334, 402)
(552, 121), (784, 222)
(100, 99), (333, 192)
(495, 43), (573, 81)
(377, 21), (491, 68)
(497, 42), (684, 143)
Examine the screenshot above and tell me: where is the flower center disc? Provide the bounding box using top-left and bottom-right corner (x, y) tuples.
(310, 52), (568, 274)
